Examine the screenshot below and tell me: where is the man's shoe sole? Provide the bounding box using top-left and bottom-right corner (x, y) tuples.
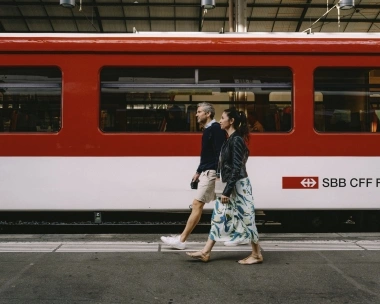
(161, 237), (186, 250)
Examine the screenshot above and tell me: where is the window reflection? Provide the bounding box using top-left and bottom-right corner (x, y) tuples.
(100, 68), (293, 133)
(314, 68), (380, 133)
(0, 68), (62, 133)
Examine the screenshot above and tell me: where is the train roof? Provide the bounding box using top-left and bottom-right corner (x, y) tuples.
(0, 32), (379, 54)
(0, 32), (379, 39)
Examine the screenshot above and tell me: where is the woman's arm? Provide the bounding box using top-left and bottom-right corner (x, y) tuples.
(222, 136), (246, 197)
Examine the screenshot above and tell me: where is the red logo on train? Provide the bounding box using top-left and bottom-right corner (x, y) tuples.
(282, 177), (319, 189)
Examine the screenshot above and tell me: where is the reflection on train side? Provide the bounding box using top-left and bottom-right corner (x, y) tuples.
(100, 67), (293, 133)
(314, 68), (380, 133)
(0, 67), (62, 133)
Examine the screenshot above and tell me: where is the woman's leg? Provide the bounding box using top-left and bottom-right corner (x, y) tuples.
(203, 238), (216, 254)
(238, 241), (263, 265)
(186, 238), (215, 262)
(251, 241), (262, 257)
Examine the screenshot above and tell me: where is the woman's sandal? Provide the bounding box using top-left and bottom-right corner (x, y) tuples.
(186, 251), (210, 262)
(238, 254), (263, 265)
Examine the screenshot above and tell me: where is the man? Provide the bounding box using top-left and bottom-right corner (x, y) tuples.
(247, 110), (265, 132)
(161, 102), (225, 249)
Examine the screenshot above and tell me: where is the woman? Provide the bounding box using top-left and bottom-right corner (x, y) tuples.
(186, 108), (263, 265)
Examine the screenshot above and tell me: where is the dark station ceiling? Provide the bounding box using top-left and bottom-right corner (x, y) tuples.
(0, 0), (379, 34)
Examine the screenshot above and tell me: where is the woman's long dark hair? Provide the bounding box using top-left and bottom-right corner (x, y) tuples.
(224, 107), (250, 143)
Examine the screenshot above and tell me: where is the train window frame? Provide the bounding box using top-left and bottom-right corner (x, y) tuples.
(314, 67), (380, 133)
(99, 67), (294, 133)
(0, 66), (62, 134)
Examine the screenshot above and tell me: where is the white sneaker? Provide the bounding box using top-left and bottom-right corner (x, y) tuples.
(161, 235), (187, 250)
(224, 240), (250, 247)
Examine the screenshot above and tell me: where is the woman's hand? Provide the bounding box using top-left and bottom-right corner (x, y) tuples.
(220, 195), (230, 204)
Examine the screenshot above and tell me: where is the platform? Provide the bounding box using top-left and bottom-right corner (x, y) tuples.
(0, 233), (379, 304)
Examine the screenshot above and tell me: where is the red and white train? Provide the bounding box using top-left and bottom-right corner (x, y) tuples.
(0, 33), (379, 229)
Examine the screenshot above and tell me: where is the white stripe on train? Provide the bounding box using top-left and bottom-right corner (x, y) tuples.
(0, 156), (380, 210)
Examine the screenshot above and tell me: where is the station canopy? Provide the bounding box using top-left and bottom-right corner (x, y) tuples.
(0, 0), (379, 33)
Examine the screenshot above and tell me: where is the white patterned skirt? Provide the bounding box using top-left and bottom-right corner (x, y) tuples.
(209, 177), (259, 244)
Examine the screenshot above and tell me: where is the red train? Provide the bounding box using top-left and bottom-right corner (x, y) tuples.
(0, 33), (379, 230)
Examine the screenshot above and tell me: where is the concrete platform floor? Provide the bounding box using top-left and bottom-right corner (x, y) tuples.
(0, 233), (379, 304)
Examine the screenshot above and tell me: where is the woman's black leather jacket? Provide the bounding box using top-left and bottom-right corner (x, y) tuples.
(218, 132), (249, 197)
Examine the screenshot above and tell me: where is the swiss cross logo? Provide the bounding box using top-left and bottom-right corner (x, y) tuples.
(282, 177), (319, 189)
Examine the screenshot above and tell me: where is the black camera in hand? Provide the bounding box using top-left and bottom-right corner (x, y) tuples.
(190, 180), (199, 189)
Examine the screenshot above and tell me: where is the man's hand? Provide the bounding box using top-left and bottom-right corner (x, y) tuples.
(192, 172), (200, 182)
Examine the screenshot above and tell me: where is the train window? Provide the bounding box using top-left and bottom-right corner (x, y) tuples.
(100, 67), (293, 132)
(0, 67), (61, 133)
(314, 68), (380, 133)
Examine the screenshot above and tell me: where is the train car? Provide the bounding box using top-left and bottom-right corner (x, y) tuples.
(0, 33), (379, 230)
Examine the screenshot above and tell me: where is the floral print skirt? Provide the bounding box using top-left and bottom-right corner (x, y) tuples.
(209, 177), (259, 244)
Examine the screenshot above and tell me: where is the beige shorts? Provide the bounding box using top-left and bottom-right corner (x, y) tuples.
(195, 170), (216, 204)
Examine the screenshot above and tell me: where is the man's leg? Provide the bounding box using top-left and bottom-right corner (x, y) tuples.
(160, 199), (204, 249)
(179, 199), (205, 243)
(161, 171), (213, 250)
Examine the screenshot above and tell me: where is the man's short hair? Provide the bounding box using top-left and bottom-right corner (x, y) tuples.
(197, 102), (215, 119)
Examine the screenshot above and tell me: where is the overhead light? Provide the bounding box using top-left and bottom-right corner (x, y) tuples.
(60, 0), (75, 8)
(339, 0), (355, 10)
(201, 0), (215, 10)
